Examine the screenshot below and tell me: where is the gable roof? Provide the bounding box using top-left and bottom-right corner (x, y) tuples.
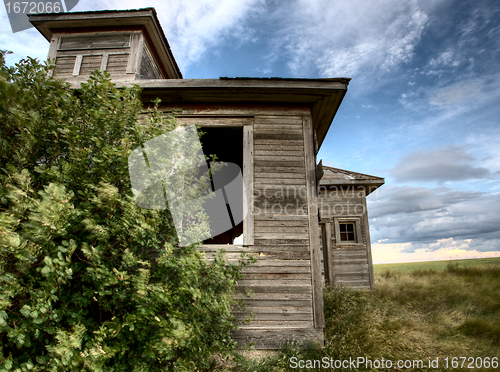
(320, 166), (384, 195)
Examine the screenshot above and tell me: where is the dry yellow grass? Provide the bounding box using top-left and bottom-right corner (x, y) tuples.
(223, 259), (500, 371)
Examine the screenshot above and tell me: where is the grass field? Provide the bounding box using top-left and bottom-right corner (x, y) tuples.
(223, 257), (500, 371)
(374, 257), (500, 273)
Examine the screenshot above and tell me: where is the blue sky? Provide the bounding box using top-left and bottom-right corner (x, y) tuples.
(2, 0), (500, 263)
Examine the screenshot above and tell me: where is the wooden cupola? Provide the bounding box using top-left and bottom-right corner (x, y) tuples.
(29, 8), (182, 82)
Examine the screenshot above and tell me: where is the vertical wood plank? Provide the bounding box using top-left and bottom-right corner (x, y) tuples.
(100, 53), (109, 71)
(126, 33), (144, 74)
(243, 124), (254, 245)
(72, 55), (82, 76)
(315, 159), (323, 196)
(361, 188), (375, 288)
(334, 219), (340, 244)
(313, 130), (319, 155)
(47, 37), (59, 60)
(46, 36), (59, 77)
(320, 222), (325, 282)
(325, 220), (334, 285)
(303, 115), (325, 329)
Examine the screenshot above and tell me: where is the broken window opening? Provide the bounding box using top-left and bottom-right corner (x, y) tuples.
(198, 126), (243, 245)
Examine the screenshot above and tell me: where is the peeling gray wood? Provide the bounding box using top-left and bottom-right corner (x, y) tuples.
(243, 124), (254, 246)
(232, 328), (323, 349)
(302, 115), (325, 330)
(72, 55), (82, 76)
(323, 221), (334, 284)
(126, 33), (144, 74)
(100, 53), (109, 71)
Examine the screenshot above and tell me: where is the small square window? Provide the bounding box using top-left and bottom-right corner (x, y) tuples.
(334, 218), (362, 246)
(339, 222), (356, 242)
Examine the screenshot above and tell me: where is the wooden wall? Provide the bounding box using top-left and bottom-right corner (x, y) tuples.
(170, 111), (324, 349)
(49, 32), (164, 80)
(51, 32), (132, 79)
(232, 115), (323, 349)
(318, 186), (374, 289)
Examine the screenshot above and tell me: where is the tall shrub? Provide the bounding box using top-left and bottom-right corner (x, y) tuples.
(0, 52), (246, 371)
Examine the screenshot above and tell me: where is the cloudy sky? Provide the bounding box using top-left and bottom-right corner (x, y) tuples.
(2, 0), (500, 263)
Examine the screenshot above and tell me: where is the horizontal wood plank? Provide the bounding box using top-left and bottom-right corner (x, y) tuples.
(237, 320), (314, 328)
(242, 273), (311, 280)
(254, 133), (304, 141)
(239, 299), (312, 307)
(255, 166), (305, 174)
(253, 139), (304, 146)
(235, 292), (312, 300)
(237, 285), (312, 294)
(177, 117), (253, 126)
(232, 328), (323, 349)
(254, 160), (305, 168)
(255, 220), (308, 227)
(254, 149), (305, 156)
(254, 116), (303, 124)
(254, 128), (303, 135)
(235, 306), (313, 315)
(175, 106), (311, 116)
(253, 238), (310, 246)
(256, 225), (308, 233)
(237, 321), (313, 328)
(59, 34), (131, 50)
(254, 214), (308, 221)
(254, 155), (305, 162)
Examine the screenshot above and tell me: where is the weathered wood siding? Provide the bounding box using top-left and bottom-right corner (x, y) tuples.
(54, 55), (76, 76)
(232, 115), (323, 349)
(50, 32), (144, 80)
(80, 55), (102, 75)
(106, 54), (130, 75)
(140, 43), (164, 79)
(318, 187), (374, 289)
(143, 110), (324, 349)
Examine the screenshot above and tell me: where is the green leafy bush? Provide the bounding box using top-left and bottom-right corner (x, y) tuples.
(0, 51), (246, 371)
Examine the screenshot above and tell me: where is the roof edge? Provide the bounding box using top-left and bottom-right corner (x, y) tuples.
(322, 166), (384, 181)
(219, 77), (351, 84)
(320, 166), (385, 195)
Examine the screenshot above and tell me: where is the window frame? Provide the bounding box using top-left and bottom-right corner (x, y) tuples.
(179, 117), (254, 246)
(333, 217), (362, 246)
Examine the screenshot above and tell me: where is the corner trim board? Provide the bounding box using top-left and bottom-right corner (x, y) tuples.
(243, 123), (254, 245)
(302, 115), (325, 330)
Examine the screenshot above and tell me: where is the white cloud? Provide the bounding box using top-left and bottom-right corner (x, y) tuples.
(282, 0), (432, 81)
(1, 0), (265, 71)
(428, 49), (461, 69)
(372, 240), (500, 264)
(368, 184), (500, 252)
(465, 128), (500, 175)
(429, 79), (483, 107)
(0, 11), (50, 65)
(152, 0), (265, 71)
(391, 145), (492, 183)
(315, 42), (379, 78)
(487, 26), (500, 38)
(253, 67), (272, 74)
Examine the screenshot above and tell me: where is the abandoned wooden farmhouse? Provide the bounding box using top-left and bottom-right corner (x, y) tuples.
(29, 8), (384, 349)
